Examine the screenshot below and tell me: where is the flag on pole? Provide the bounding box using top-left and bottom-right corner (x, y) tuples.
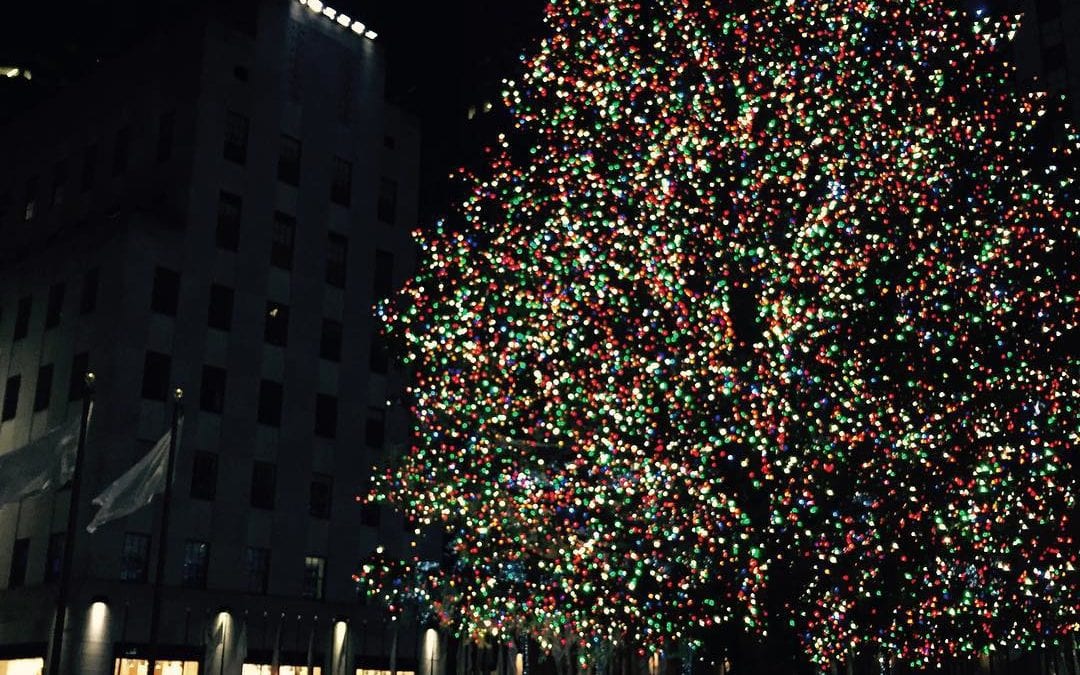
(0, 407), (90, 507)
(86, 419), (182, 533)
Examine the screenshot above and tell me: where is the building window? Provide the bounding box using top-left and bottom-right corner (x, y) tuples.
(309, 474), (332, 519)
(45, 533), (64, 583)
(69, 352), (89, 401)
(271, 212), (296, 270)
(80, 268), (100, 315)
(314, 394), (337, 439)
(157, 111), (176, 163)
(369, 332), (389, 374)
(365, 407), (385, 448)
(326, 233), (348, 288)
(302, 556), (325, 600)
(181, 540), (209, 589)
(320, 319), (342, 362)
(199, 366), (227, 414)
(257, 380), (283, 427)
(33, 364), (53, 413)
(331, 156), (352, 206)
(120, 533), (151, 582)
(141, 351), (171, 401)
(224, 111), (249, 164)
(246, 547), (270, 594)
(44, 283), (65, 329)
(8, 539), (30, 588)
(250, 461), (276, 510)
(373, 250), (394, 298)
(13, 296), (31, 341)
(277, 134), (301, 186)
(264, 302), (289, 347)
(377, 177), (397, 223)
(150, 267), (181, 316)
(190, 451), (218, 501)
(216, 191), (242, 251)
(207, 284), (234, 331)
(2, 375), (21, 421)
(113, 126), (131, 175)
(82, 145), (98, 192)
(360, 503), (380, 527)
(51, 160), (68, 207)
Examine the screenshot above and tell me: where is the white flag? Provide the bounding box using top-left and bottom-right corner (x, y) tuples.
(0, 408), (89, 507)
(86, 419), (182, 533)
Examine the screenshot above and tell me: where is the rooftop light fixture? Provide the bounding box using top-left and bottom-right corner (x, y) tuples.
(294, 0), (377, 41)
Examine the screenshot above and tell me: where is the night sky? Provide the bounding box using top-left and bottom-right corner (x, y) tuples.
(0, 0), (548, 220)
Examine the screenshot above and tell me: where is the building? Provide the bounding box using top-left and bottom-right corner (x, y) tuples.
(1011, 0), (1080, 119)
(0, 1), (431, 673)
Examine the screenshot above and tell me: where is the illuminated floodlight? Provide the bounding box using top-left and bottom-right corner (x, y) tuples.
(296, 0), (308, 5)
(350, 22), (366, 35)
(337, 13), (352, 26)
(307, 0), (324, 12)
(365, 30), (378, 40)
(323, 7), (337, 20)
(3, 67), (20, 78)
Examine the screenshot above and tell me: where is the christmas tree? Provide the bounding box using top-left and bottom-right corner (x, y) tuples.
(368, 0), (1078, 671)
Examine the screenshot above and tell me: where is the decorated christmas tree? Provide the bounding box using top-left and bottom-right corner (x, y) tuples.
(366, 0), (1078, 671)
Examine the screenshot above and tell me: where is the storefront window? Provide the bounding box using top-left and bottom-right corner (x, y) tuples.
(0, 658), (44, 675)
(113, 659), (199, 675)
(243, 666), (323, 675)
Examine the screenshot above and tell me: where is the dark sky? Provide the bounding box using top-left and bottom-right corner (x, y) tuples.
(0, 0), (547, 220)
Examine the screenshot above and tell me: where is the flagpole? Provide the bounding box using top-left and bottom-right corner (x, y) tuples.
(47, 372), (95, 675)
(147, 388), (183, 675)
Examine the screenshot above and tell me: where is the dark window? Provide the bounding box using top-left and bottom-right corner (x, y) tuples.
(377, 177), (397, 223)
(207, 284), (234, 331)
(199, 365), (227, 414)
(223, 111), (249, 164)
(8, 539), (30, 588)
(45, 533), (64, 583)
(190, 451), (218, 501)
(2, 376), (21, 421)
(246, 547), (270, 594)
(309, 474), (332, 519)
(326, 233), (348, 288)
(264, 302), (289, 347)
(369, 332), (389, 374)
(331, 156), (352, 206)
(250, 461), (276, 510)
(181, 540), (209, 588)
(33, 364), (53, 413)
(373, 250), (394, 298)
(150, 267), (180, 316)
(13, 296), (31, 340)
(216, 191), (242, 251)
(112, 127), (131, 175)
(302, 556), (325, 600)
(257, 380), (283, 427)
(365, 407), (385, 448)
(69, 352), (89, 401)
(277, 135), (301, 186)
(360, 503), (380, 527)
(271, 212), (296, 270)
(51, 160), (67, 206)
(80, 269), (99, 314)
(120, 533), (151, 582)
(23, 176), (37, 221)
(82, 145), (97, 192)
(141, 351), (171, 401)
(314, 394), (337, 439)
(157, 110), (176, 163)
(45, 283), (65, 329)
(320, 319), (342, 362)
